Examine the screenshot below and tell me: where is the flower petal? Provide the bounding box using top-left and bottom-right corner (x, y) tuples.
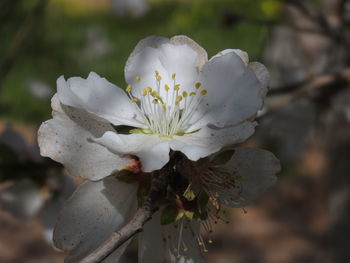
(138, 213), (166, 263)
(249, 61), (270, 94)
(166, 220), (207, 263)
(170, 121), (257, 161)
(38, 94), (132, 180)
(211, 49), (249, 66)
(188, 51), (265, 130)
(124, 35), (206, 100)
(213, 147), (280, 207)
(53, 177), (137, 263)
(94, 132), (170, 172)
(57, 72), (145, 127)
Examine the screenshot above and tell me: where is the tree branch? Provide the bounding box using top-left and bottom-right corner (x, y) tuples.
(78, 153), (182, 263)
(259, 67), (350, 119)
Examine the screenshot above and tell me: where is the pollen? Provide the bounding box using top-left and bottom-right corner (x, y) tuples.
(164, 84), (170, 91)
(182, 91), (188, 98)
(126, 85), (132, 92)
(195, 82), (201, 89)
(189, 92), (196, 96)
(135, 75), (141, 82)
(172, 73), (176, 80)
(131, 98), (138, 102)
(174, 84), (180, 91)
(156, 75), (162, 81)
(175, 96), (183, 105)
(151, 91), (159, 97)
(200, 89), (207, 95)
(142, 88), (147, 96)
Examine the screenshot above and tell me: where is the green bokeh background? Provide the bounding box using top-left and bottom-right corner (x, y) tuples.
(0, 0), (281, 124)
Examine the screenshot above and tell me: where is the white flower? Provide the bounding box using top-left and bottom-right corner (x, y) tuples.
(44, 35), (269, 173)
(53, 147), (280, 263)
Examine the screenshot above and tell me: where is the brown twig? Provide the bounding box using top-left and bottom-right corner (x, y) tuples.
(78, 153), (182, 263)
(260, 67), (350, 119)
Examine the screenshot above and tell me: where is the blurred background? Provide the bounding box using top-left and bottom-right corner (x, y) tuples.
(0, 0), (349, 262)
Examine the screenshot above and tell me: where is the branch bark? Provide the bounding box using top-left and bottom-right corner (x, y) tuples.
(260, 67), (350, 119)
(78, 153), (182, 263)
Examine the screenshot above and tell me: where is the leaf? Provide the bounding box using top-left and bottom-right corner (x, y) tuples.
(161, 205), (178, 225)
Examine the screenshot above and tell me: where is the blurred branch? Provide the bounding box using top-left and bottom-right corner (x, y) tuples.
(78, 153), (182, 263)
(260, 67), (350, 118)
(0, 0), (49, 90)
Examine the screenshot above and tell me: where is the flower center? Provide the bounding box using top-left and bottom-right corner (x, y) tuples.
(126, 71), (207, 137)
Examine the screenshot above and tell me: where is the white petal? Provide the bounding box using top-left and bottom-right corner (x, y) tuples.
(38, 94), (132, 180)
(249, 61), (270, 95)
(94, 132), (170, 172)
(211, 49), (249, 66)
(124, 35), (206, 100)
(57, 72), (145, 127)
(0, 180), (47, 220)
(41, 175), (76, 244)
(219, 148), (280, 207)
(166, 220), (207, 263)
(138, 213), (166, 263)
(54, 177), (137, 263)
(188, 51), (265, 129)
(170, 122), (257, 161)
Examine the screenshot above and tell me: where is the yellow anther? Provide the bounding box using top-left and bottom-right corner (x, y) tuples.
(155, 70), (159, 76)
(131, 98), (138, 102)
(173, 248), (178, 252)
(183, 248), (189, 252)
(152, 99), (158, 104)
(198, 242), (203, 246)
(204, 249), (209, 253)
(156, 75), (162, 81)
(175, 96), (183, 105)
(200, 89), (207, 95)
(151, 91), (158, 97)
(164, 84), (170, 91)
(195, 82), (201, 89)
(182, 91), (188, 98)
(189, 92), (196, 96)
(174, 84), (180, 91)
(208, 240), (213, 244)
(135, 76), (141, 82)
(142, 88), (147, 96)
(146, 87), (152, 92)
(126, 85), (132, 92)
(172, 73), (176, 80)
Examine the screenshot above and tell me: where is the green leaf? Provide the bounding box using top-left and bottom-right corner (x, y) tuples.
(184, 210), (194, 220)
(161, 205), (178, 225)
(116, 170), (137, 184)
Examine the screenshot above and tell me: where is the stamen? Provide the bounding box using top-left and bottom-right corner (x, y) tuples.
(195, 82), (201, 89)
(175, 96), (183, 105)
(200, 90), (207, 95)
(131, 98), (138, 102)
(172, 73), (176, 80)
(174, 84), (180, 91)
(142, 88), (147, 96)
(182, 91), (188, 98)
(164, 84), (170, 91)
(126, 85), (132, 92)
(135, 76), (141, 82)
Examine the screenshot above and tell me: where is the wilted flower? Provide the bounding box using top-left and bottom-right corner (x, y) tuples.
(39, 35), (269, 173)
